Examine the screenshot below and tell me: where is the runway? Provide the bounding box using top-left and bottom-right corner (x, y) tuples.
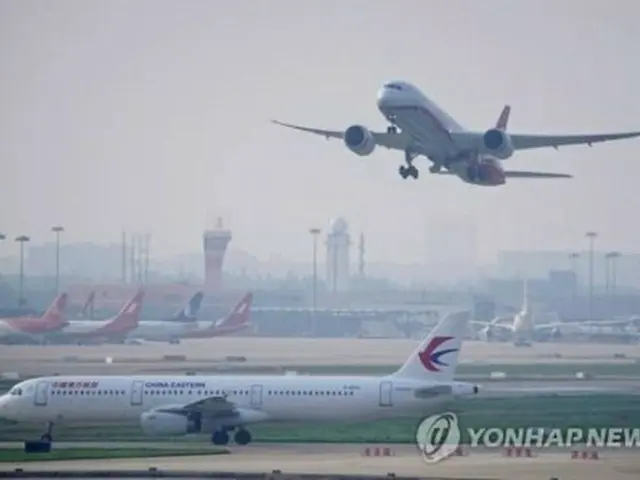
(1, 338), (638, 376)
(1, 444), (639, 479)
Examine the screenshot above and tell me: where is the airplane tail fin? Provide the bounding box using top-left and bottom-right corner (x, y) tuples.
(391, 311), (469, 382)
(80, 291), (95, 319)
(213, 293), (253, 331)
(41, 293), (69, 329)
(522, 278), (529, 313)
(171, 292), (204, 322)
(495, 105), (511, 130)
(96, 289), (145, 334)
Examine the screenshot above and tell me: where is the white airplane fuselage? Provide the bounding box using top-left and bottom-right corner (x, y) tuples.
(0, 312), (478, 446)
(274, 80), (640, 185)
(376, 84), (506, 185)
(0, 374), (476, 426)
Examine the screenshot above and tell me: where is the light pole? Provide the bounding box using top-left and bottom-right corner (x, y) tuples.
(0, 233), (5, 277)
(15, 235), (30, 307)
(604, 253), (611, 295)
(568, 252), (580, 310)
(609, 251), (621, 296)
(585, 231), (598, 322)
(52, 226), (64, 294)
(309, 228), (321, 334)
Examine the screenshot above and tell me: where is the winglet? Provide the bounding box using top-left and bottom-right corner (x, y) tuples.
(495, 105), (511, 130)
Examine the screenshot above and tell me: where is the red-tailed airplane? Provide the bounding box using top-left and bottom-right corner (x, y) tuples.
(273, 80), (640, 185)
(46, 290), (145, 345)
(0, 294), (69, 344)
(124, 292), (253, 344)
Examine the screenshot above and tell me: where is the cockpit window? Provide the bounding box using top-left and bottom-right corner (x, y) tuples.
(9, 387), (22, 396)
(384, 83), (403, 91)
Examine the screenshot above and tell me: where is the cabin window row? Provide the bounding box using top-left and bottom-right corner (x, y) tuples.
(143, 389), (357, 397)
(51, 390), (126, 396)
(49, 389), (357, 397)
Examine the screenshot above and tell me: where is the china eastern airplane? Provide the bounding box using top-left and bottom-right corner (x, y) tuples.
(273, 80), (640, 185)
(0, 312), (478, 446)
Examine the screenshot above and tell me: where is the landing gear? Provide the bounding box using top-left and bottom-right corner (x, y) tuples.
(234, 429), (252, 446)
(40, 423), (54, 443)
(211, 429), (229, 445)
(399, 150), (419, 179)
(211, 428), (253, 445)
(386, 125), (398, 134)
(399, 165), (418, 179)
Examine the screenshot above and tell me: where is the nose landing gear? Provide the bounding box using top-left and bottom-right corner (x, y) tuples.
(40, 422), (54, 443)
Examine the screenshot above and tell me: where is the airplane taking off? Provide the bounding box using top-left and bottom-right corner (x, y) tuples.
(0, 312), (477, 446)
(273, 80), (640, 186)
(0, 294), (69, 344)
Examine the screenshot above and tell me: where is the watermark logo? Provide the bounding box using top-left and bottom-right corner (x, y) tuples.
(416, 412), (640, 463)
(415, 412), (461, 463)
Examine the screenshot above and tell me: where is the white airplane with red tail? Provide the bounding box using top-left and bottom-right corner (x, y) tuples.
(273, 80), (640, 186)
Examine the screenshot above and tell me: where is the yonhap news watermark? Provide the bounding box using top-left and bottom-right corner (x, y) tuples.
(415, 412), (640, 463)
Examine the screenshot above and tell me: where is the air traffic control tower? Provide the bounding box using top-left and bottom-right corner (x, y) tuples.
(203, 218), (232, 291)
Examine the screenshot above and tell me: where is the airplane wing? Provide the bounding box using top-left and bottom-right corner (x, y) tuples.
(468, 321), (514, 332)
(157, 395), (237, 418)
(509, 132), (640, 151)
(271, 120), (411, 150)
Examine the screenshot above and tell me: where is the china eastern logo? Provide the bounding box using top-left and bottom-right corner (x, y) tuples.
(418, 336), (458, 372)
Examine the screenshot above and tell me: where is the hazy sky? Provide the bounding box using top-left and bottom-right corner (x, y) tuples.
(2, 0), (640, 264)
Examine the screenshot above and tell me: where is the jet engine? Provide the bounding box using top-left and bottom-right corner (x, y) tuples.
(482, 128), (514, 159)
(343, 125), (376, 156)
(140, 410), (202, 436)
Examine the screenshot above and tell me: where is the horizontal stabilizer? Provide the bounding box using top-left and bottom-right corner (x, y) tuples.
(503, 171), (572, 179)
(435, 170), (572, 179)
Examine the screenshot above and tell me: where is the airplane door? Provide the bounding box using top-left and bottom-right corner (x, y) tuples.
(34, 381), (49, 407)
(130, 380), (144, 406)
(379, 381), (393, 407)
(250, 384), (263, 408)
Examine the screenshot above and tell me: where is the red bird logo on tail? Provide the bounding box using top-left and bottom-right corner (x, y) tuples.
(418, 336), (459, 372)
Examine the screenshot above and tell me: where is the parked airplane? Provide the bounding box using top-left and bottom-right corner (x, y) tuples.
(472, 281), (640, 344)
(124, 292), (252, 344)
(472, 281), (570, 344)
(0, 294), (68, 344)
(273, 80), (640, 185)
(45, 290), (145, 345)
(0, 312), (477, 446)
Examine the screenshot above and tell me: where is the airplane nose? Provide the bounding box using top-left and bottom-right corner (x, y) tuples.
(376, 87), (392, 108)
(0, 395), (10, 415)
